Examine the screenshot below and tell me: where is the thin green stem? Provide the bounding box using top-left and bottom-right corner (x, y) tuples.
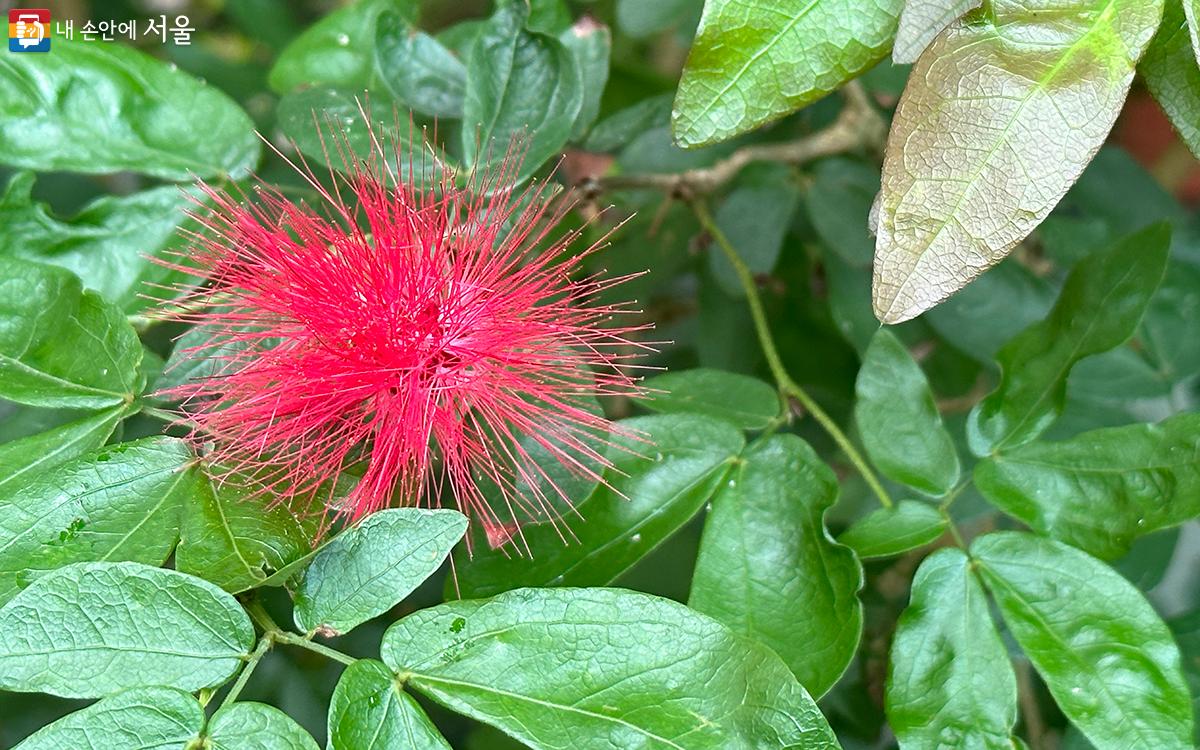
(128, 291), (233, 332)
(938, 480), (969, 512)
(789, 385), (893, 509)
(693, 201), (893, 509)
(1015, 659), (1048, 749)
(582, 82), (885, 197)
(220, 636), (272, 710)
(691, 201), (793, 392)
(140, 405), (178, 423)
(937, 481), (971, 549)
(242, 596), (357, 666)
(940, 508), (968, 549)
(758, 410), (790, 440)
(274, 631), (358, 666)
(244, 598), (281, 634)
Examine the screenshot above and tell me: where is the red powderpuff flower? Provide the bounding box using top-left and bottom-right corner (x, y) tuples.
(158, 131), (650, 549)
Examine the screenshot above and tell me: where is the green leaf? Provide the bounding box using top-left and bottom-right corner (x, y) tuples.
(462, 3), (583, 181)
(690, 435), (863, 696)
(382, 587), (840, 750)
(0, 38), (257, 180)
(11, 686), (203, 750)
(822, 246), (880, 353)
(695, 271), (761, 374)
(807, 157), (880, 267)
(886, 548), (1018, 749)
(524, 0), (573, 34)
(294, 509), (467, 635)
(375, 12), (467, 118)
(1142, 258), (1200, 383)
(1038, 215), (1113, 268)
(0, 406), (123, 493)
(223, 0), (302, 51)
(276, 86), (449, 183)
(924, 258), (1054, 364)
(1058, 347), (1179, 434)
(470, 395), (609, 526)
(155, 316), (288, 398)
(892, 0), (980, 64)
(640, 368), (779, 429)
(616, 0), (700, 38)
(155, 322), (254, 394)
(436, 20), (485, 57)
(0, 436), (192, 605)
(1186, 0), (1200, 62)
(855, 329), (960, 495)
(452, 413), (744, 598)
(328, 659), (452, 750)
(269, 0), (411, 93)
(709, 166), (800, 296)
(1168, 609), (1200, 746)
(0, 173), (199, 313)
(1142, 0), (1200, 159)
(1117, 528), (1181, 591)
(837, 500), (947, 559)
(618, 123), (730, 174)
(583, 94), (673, 152)
(274, 85), (374, 162)
(974, 414), (1200, 560)
(560, 18), (612, 141)
(972, 532), (1194, 750)
(176, 468), (319, 594)
(0, 257), (144, 410)
(871, 0), (1163, 323)
(967, 223), (1170, 455)
(1060, 146), (1186, 234)
(0, 562), (253, 698)
(672, 0), (902, 147)
(206, 703), (320, 750)
(1049, 150), (1200, 383)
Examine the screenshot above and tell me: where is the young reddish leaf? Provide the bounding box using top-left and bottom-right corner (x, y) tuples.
(872, 0), (1163, 323)
(892, 0), (980, 64)
(1142, 0), (1200, 159)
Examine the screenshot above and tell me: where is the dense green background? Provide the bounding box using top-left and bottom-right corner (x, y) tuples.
(1, 0), (1200, 748)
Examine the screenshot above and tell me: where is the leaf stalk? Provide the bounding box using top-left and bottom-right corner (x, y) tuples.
(692, 199), (893, 509)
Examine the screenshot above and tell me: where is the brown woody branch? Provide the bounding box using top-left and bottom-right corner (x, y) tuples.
(576, 81), (887, 199)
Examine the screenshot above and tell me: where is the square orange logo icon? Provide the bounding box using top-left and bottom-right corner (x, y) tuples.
(9, 9), (50, 52)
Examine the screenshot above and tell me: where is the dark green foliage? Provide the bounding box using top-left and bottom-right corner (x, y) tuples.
(2, 1), (1198, 748)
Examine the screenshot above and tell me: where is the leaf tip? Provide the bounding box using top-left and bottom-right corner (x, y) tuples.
(871, 284), (925, 325)
(890, 46), (919, 65)
(668, 115), (705, 150)
(668, 91), (721, 150)
(569, 15), (607, 38)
